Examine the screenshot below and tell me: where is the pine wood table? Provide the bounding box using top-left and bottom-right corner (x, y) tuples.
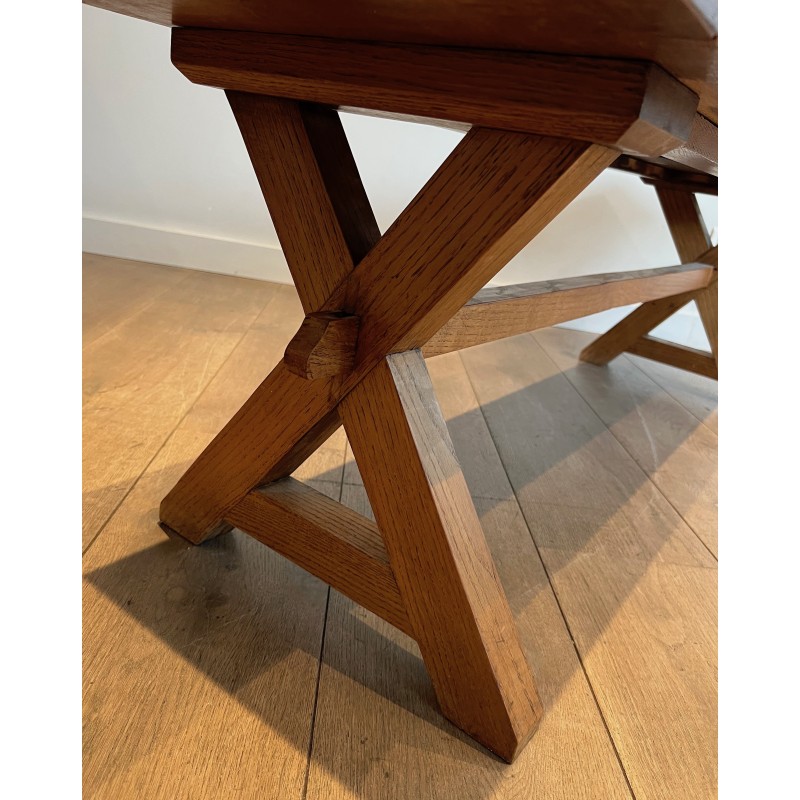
(85, 0), (718, 762)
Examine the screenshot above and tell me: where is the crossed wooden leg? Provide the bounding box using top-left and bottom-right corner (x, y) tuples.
(159, 92), (620, 760)
(579, 184), (718, 378)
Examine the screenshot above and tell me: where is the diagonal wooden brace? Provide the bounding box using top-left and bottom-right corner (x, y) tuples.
(579, 183), (718, 375)
(342, 351), (543, 760)
(158, 93), (614, 760)
(160, 119), (615, 543)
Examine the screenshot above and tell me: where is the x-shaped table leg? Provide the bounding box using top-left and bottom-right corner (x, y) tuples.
(580, 184), (718, 377)
(159, 93), (616, 760)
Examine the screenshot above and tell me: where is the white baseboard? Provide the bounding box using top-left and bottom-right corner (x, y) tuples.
(82, 216), (710, 350)
(82, 217), (293, 284)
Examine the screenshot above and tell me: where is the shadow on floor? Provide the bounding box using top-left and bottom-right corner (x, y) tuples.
(84, 353), (716, 793)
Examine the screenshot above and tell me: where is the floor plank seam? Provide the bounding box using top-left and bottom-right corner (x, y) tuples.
(536, 574), (638, 800)
(622, 352), (718, 436)
(456, 351), (638, 799)
(300, 423), (347, 797)
(301, 587), (331, 800)
(529, 334), (719, 564)
(82, 286), (281, 557)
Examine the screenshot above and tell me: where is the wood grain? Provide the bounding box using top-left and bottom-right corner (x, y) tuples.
(578, 246), (716, 367)
(86, 0), (718, 121)
(543, 551), (717, 799)
(655, 185), (718, 362)
(459, 333), (713, 564)
(331, 131), (617, 360)
(226, 94), (379, 312)
(159, 359), (342, 543)
(89, 0), (717, 49)
(84, 477), (329, 800)
(305, 481), (632, 798)
(160, 97), (380, 542)
(655, 185), (712, 263)
(341, 351), (542, 762)
(284, 312), (359, 379)
(626, 336), (717, 378)
(83, 265), (272, 406)
(423, 264), (713, 357)
(225, 478), (412, 636)
(161, 128), (615, 543)
(175, 29), (698, 157)
(82, 253), (190, 346)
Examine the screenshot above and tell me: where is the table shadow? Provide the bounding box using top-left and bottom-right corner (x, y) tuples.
(84, 355), (717, 795)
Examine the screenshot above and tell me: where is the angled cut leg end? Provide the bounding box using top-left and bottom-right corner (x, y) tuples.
(341, 351), (543, 761)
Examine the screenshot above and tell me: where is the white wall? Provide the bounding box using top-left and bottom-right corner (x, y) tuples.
(82, 5), (717, 348)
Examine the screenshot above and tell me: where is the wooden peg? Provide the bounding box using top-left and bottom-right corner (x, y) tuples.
(284, 311), (360, 379)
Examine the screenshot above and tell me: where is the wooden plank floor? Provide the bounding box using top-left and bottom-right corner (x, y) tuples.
(83, 254), (717, 799)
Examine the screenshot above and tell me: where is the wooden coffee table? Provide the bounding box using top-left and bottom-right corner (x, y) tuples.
(84, 0), (718, 762)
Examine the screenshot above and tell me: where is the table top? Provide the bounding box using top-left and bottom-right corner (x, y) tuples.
(86, 0), (717, 122)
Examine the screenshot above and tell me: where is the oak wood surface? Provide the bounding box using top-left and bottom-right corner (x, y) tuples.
(330, 132), (617, 361)
(225, 478), (412, 636)
(655, 185), (712, 263)
(160, 97), (381, 542)
(153, 113), (632, 759)
(225, 94), (379, 312)
(174, 29), (698, 158)
(85, 0), (718, 121)
(626, 336), (717, 379)
(424, 264), (713, 358)
(284, 312), (359, 379)
(158, 359), (339, 542)
(86, 69), (718, 770)
(341, 351), (542, 762)
(85, 16), (719, 761)
(160, 127), (615, 543)
(578, 246), (716, 368)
